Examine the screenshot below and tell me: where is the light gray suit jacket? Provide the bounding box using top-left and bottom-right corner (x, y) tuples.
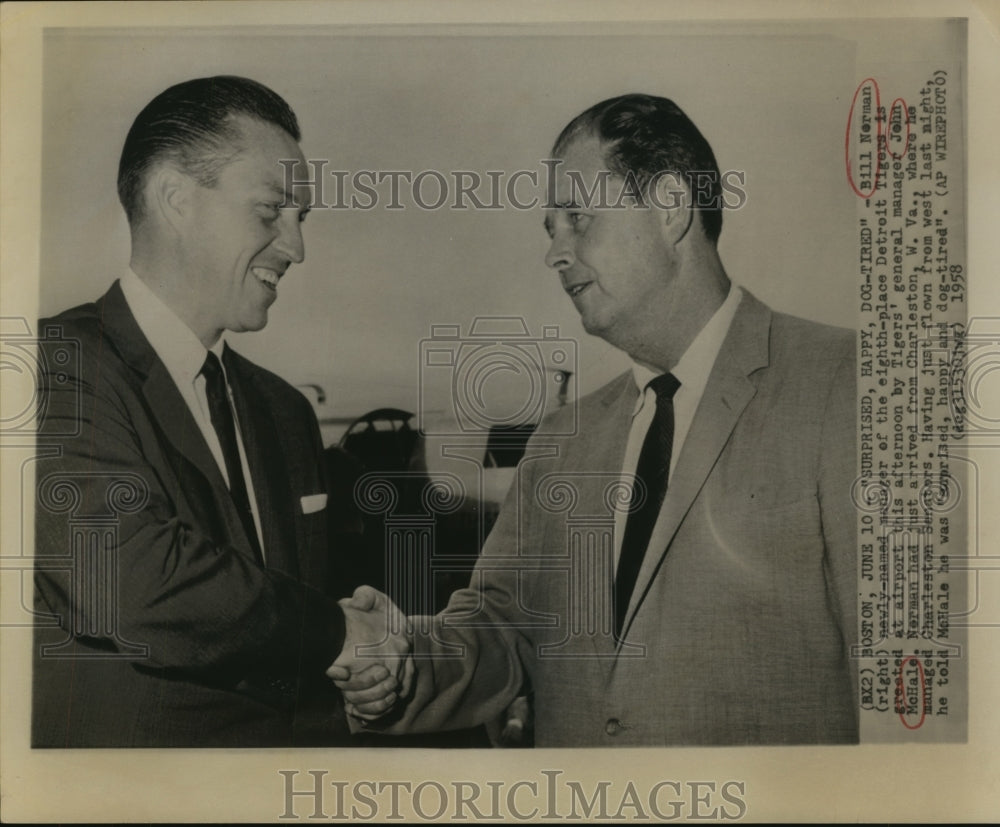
(381, 291), (858, 746)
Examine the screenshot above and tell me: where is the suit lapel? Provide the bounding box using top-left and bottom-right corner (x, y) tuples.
(98, 283), (228, 496)
(619, 292), (773, 642)
(97, 283), (262, 564)
(567, 374), (637, 661)
(224, 348), (300, 578)
(140, 360), (226, 495)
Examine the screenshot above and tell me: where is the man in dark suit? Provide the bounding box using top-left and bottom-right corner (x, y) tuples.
(32, 76), (407, 747)
(332, 94), (859, 746)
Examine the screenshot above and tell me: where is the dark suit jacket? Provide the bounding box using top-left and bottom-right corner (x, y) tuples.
(33, 282), (349, 747)
(376, 291), (859, 746)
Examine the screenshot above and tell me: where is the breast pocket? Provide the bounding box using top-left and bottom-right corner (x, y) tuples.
(699, 485), (825, 573)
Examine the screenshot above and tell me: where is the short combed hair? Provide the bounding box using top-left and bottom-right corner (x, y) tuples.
(553, 94), (723, 243)
(117, 75), (301, 224)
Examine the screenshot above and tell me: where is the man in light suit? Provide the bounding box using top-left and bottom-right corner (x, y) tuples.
(332, 93), (858, 746)
(33, 76), (407, 747)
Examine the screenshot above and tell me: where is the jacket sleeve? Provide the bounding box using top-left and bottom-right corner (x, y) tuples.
(33, 328), (345, 681)
(369, 450), (545, 734)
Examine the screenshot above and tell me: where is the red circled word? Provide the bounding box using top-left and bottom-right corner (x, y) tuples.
(845, 77), (912, 198)
(895, 656), (928, 730)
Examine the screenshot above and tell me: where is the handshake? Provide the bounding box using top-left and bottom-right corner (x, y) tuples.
(327, 585), (414, 722)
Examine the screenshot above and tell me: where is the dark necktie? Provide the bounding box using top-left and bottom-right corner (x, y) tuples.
(614, 372), (681, 639)
(201, 351), (264, 565)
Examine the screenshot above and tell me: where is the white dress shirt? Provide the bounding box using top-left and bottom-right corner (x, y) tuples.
(120, 268), (267, 560)
(612, 285), (743, 571)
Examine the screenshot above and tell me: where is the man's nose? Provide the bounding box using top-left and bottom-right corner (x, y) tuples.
(275, 214), (305, 264)
(545, 233), (575, 271)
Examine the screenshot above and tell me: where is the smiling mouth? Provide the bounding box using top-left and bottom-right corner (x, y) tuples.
(565, 282), (592, 298)
(251, 266), (282, 290)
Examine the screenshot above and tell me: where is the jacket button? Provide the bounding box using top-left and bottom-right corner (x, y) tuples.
(605, 718), (623, 736)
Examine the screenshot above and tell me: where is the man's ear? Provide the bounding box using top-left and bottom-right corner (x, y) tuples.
(146, 164), (194, 233)
(650, 171), (694, 245)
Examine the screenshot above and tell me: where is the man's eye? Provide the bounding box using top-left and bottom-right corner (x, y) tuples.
(570, 212), (590, 228)
(260, 203), (281, 219)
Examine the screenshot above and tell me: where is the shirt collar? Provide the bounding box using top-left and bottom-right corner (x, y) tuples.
(120, 268), (222, 385)
(629, 284), (743, 416)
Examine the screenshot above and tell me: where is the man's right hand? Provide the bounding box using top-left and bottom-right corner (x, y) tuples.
(327, 586), (414, 720)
